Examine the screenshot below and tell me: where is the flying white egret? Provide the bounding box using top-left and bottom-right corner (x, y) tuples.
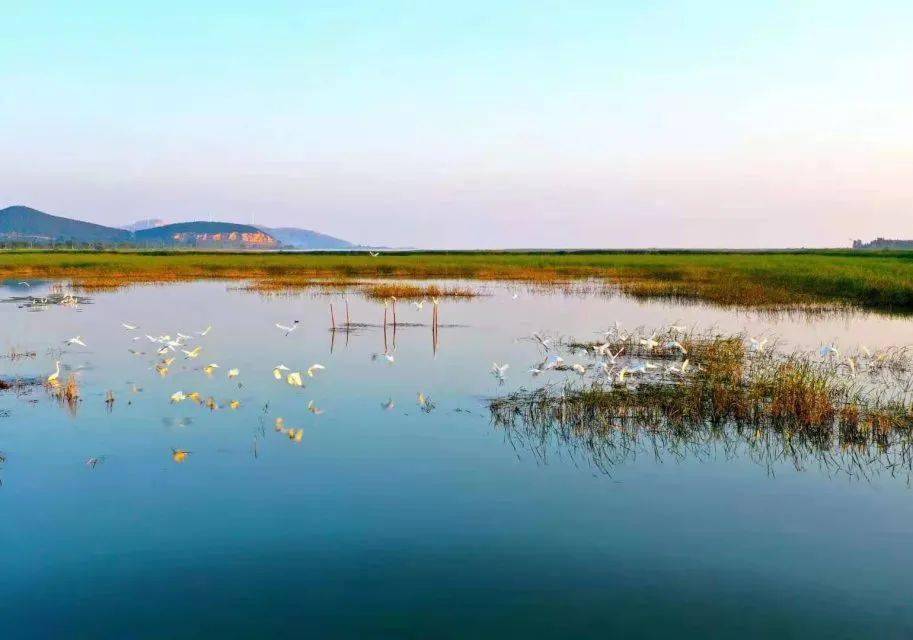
(381, 398), (395, 410)
(64, 336), (86, 347)
(543, 354), (564, 370)
(273, 364), (290, 379)
(170, 391), (187, 403)
(122, 322), (138, 331)
(532, 333), (552, 350)
(413, 300), (426, 310)
(571, 363), (587, 375)
(183, 346), (202, 359)
(306, 364), (325, 377)
(307, 400), (324, 415)
(276, 321), (299, 336)
(228, 368), (239, 379)
(369, 251), (380, 257)
(491, 363), (509, 380)
(198, 325), (212, 336)
(287, 371), (303, 387)
(202, 363), (219, 375)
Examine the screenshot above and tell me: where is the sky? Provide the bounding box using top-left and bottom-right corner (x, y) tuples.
(1, 1), (911, 248)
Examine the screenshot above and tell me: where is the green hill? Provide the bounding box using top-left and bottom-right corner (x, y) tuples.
(0, 205), (130, 244)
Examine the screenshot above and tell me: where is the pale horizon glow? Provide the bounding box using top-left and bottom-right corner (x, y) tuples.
(1, 1), (911, 248)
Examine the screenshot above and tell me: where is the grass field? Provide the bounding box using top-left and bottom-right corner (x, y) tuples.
(1, 249), (912, 311)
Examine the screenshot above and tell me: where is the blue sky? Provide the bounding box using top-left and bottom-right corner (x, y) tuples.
(1, 1), (910, 247)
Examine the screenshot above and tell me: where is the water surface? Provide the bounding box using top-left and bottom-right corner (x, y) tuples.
(2, 280), (913, 638)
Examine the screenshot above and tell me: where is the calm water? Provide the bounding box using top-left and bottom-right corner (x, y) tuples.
(2, 280), (913, 638)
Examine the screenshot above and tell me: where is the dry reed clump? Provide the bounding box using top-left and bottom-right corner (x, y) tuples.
(362, 283), (479, 300)
(47, 374), (80, 414)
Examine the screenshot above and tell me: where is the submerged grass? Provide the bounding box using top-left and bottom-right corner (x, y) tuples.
(490, 332), (913, 479)
(5, 249), (913, 311)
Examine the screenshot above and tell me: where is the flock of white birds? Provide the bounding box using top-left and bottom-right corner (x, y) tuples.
(37, 290), (873, 466)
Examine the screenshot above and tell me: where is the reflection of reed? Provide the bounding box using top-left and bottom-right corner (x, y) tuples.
(491, 396), (913, 483)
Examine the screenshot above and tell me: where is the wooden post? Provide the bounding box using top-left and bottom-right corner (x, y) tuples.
(392, 299), (397, 326)
(330, 303), (336, 330)
(345, 298), (350, 327)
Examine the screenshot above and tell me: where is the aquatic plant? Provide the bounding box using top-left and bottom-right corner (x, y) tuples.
(490, 332), (913, 480)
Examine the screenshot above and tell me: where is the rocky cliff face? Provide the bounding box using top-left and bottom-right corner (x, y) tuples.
(170, 230), (278, 248)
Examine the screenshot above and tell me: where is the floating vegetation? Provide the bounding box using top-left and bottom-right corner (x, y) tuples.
(0, 375), (44, 394)
(490, 332), (913, 482)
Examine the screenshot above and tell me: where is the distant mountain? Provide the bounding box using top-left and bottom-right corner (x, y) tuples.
(0, 205), (130, 244)
(257, 226), (354, 249)
(122, 218), (165, 232)
(0, 205), (354, 249)
(135, 221), (278, 248)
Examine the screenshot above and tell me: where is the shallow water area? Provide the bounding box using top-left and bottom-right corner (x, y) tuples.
(2, 279), (913, 638)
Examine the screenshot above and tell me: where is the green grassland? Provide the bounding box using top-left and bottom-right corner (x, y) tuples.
(1, 249), (912, 311)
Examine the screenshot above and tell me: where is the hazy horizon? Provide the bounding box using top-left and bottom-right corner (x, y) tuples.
(2, 2), (910, 249)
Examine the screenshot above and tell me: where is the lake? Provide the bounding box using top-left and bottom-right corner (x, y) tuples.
(2, 279), (913, 638)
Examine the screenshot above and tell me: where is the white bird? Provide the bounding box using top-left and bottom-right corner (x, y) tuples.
(616, 367), (630, 383)
(306, 364), (325, 378)
(571, 363), (587, 376)
(228, 368), (240, 379)
(606, 348), (624, 364)
(668, 359), (691, 375)
(528, 367), (543, 376)
(639, 334), (659, 352)
(307, 400), (324, 415)
(511, 293), (519, 300)
(543, 354), (564, 370)
(276, 321), (299, 336)
(47, 360), (61, 384)
(532, 332), (552, 350)
(820, 344), (840, 358)
(749, 337), (768, 353)
(287, 371), (303, 387)
(202, 363), (219, 375)
(170, 391), (186, 403)
(64, 336), (86, 347)
(491, 363), (510, 379)
(182, 346), (202, 359)
(369, 251), (380, 257)
(372, 352), (395, 364)
(18, 281), (30, 287)
(381, 398), (395, 410)
(198, 325), (212, 336)
(273, 364), (290, 380)
(122, 322), (138, 331)
(413, 300), (426, 310)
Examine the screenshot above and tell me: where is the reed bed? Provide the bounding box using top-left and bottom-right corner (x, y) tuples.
(6, 249), (913, 311)
(490, 332), (913, 479)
